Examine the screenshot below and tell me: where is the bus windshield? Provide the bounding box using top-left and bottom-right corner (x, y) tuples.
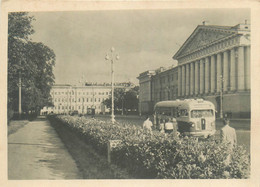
(191, 109), (214, 118)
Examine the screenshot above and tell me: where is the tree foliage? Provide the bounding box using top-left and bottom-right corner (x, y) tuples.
(8, 12), (55, 115)
(102, 86), (139, 112)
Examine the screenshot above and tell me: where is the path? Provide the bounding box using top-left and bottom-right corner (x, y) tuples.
(8, 116), (82, 179)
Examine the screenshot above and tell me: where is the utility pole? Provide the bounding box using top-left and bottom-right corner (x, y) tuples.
(18, 70), (22, 119)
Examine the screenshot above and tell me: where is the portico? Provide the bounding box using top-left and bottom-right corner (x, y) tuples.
(173, 23), (251, 118)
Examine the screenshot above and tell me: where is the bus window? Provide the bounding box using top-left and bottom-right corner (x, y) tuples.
(180, 109), (188, 117)
(191, 110), (214, 118)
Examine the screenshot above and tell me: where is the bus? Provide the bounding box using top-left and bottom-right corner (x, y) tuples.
(154, 99), (216, 138)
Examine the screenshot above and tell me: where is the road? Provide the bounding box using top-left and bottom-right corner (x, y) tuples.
(93, 114), (250, 152)
(8, 116), (82, 179)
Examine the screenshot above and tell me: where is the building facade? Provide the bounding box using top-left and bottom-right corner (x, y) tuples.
(151, 66), (178, 104)
(46, 83), (132, 114)
(173, 23), (250, 118)
(137, 66), (178, 114)
(137, 70), (155, 114)
(138, 22), (250, 118)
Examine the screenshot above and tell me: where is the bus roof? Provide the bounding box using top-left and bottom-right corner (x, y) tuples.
(154, 99), (215, 110)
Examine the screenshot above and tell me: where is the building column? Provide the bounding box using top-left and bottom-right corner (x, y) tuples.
(178, 66), (182, 96)
(205, 57), (209, 94)
(230, 48), (236, 91)
(245, 46), (250, 90)
(186, 63), (190, 96)
(194, 61), (199, 95)
(216, 53), (222, 93)
(237, 46), (245, 90)
(199, 59), (204, 94)
(190, 62), (194, 95)
(223, 51), (229, 92)
(210, 55), (216, 93)
(182, 65), (186, 96)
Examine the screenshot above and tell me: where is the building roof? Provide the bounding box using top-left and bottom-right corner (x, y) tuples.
(173, 23), (250, 60)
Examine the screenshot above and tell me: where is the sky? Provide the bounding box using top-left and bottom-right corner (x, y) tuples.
(29, 9), (250, 85)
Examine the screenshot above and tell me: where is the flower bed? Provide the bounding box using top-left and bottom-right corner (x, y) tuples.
(48, 115), (250, 179)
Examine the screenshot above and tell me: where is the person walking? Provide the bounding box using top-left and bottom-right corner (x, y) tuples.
(164, 118), (174, 134)
(143, 116), (153, 134)
(159, 119), (165, 133)
(220, 118), (237, 148)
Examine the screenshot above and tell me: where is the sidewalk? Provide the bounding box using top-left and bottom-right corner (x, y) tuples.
(8, 116), (82, 179)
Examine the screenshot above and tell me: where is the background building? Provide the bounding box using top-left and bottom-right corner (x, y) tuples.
(137, 66), (178, 115)
(43, 82), (133, 114)
(138, 22), (250, 118)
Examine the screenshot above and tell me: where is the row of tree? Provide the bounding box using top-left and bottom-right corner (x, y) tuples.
(8, 12), (56, 119)
(102, 86), (139, 114)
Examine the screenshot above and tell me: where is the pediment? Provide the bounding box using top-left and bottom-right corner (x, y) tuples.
(175, 27), (235, 58)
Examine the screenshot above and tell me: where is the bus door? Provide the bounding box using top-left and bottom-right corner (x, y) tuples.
(176, 108), (190, 133)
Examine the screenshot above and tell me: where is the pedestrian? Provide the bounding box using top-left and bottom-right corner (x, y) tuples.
(220, 118), (237, 148)
(164, 118), (174, 134)
(159, 119), (165, 133)
(171, 117), (179, 137)
(143, 116), (153, 134)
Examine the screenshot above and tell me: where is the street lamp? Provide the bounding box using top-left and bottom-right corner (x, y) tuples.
(218, 75), (224, 119)
(105, 47), (119, 124)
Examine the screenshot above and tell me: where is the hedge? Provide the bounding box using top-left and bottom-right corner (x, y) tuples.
(48, 115), (250, 179)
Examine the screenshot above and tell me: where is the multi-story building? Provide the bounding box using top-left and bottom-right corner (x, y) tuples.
(173, 22), (250, 118)
(151, 66), (178, 104)
(138, 22), (250, 118)
(44, 82), (133, 114)
(137, 66), (178, 115)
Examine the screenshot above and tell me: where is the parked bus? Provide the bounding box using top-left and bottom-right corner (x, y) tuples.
(154, 99), (216, 138)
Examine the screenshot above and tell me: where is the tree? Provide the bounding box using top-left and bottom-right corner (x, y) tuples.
(102, 86), (139, 113)
(102, 88), (126, 111)
(124, 86), (139, 111)
(8, 12), (55, 117)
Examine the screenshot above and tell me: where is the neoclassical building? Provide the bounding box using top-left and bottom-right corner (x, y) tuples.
(41, 82), (133, 114)
(173, 22), (250, 118)
(138, 66), (178, 115)
(138, 22), (250, 117)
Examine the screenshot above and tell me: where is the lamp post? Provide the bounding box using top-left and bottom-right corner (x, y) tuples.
(105, 47), (119, 124)
(218, 75), (224, 119)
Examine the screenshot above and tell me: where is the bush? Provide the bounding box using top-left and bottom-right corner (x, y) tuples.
(48, 115), (250, 179)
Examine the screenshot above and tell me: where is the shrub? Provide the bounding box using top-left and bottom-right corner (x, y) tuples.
(48, 115), (250, 179)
